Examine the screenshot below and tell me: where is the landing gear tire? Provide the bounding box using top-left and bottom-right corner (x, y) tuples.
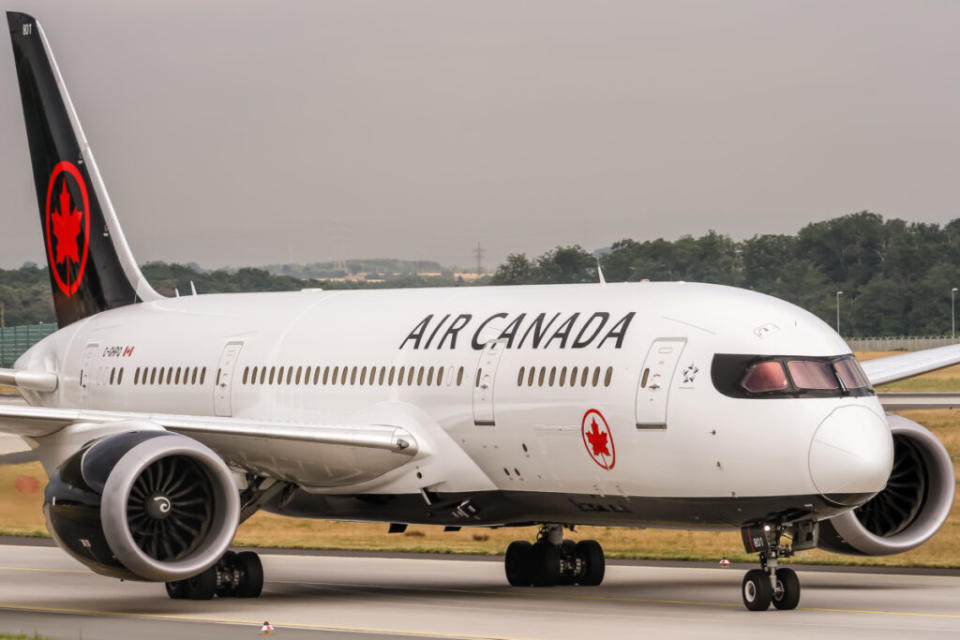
(236, 551), (264, 598)
(165, 580), (188, 599)
(575, 540), (605, 586)
(505, 541), (535, 586)
(182, 566), (218, 600)
(531, 540), (560, 587)
(772, 568), (800, 610)
(557, 540), (577, 585)
(742, 569), (772, 611)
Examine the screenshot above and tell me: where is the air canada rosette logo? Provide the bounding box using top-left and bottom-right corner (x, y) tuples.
(581, 408), (615, 470)
(45, 161), (90, 297)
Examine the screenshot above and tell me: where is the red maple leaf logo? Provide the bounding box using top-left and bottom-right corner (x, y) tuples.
(51, 179), (83, 265)
(586, 419), (610, 457)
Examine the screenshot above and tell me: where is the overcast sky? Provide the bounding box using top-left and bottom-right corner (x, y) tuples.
(1, 1), (958, 270)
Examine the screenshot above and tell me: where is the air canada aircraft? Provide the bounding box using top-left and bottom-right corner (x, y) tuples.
(2, 11), (958, 612)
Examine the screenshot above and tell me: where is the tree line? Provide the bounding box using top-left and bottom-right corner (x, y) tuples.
(2, 212), (959, 337)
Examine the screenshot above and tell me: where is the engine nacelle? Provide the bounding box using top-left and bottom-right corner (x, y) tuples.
(44, 430), (239, 581)
(818, 414), (955, 555)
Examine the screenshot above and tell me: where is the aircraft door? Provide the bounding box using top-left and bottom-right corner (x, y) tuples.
(79, 343), (99, 402)
(473, 339), (507, 426)
(214, 341), (244, 417)
(635, 338), (686, 428)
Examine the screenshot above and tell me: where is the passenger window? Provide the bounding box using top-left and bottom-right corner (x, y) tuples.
(559, 367), (567, 386)
(360, 367), (367, 385)
(324, 366), (331, 385)
(285, 367), (292, 384)
(118, 368), (124, 385)
(151, 367), (157, 384)
(527, 367), (535, 386)
(570, 366), (579, 387)
(388, 366), (396, 385)
(369, 366), (377, 385)
(313, 367), (321, 384)
(200, 367), (207, 385)
(457, 366), (464, 386)
(641, 368), (649, 388)
(342, 366), (349, 385)
(331, 366), (339, 385)
(408, 367), (415, 385)
(538, 367), (546, 387)
(604, 367), (613, 387)
(258, 367), (265, 385)
(109, 368), (116, 385)
(269, 367), (276, 385)
(379, 367), (386, 385)
(297, 366), (304, 385)
(167, 368), (173, 385)
(398, 366), (405, 385)
(175, 367), (182, 384)
(436, 366), (443, 386)
(592, 367), (600, 387)
(134, 368), (140, 385)
(277, 366), (285, 384)
(350, 367), (358, 385)
(548, 367), (556, 386)
(517, 367), (525, 386)
(159, 367), (165, 384)
(581, 367), (589, 386)
(417, 367), (425, 386)
(476, 368), (482, 387)
(426, 367), (434, 385)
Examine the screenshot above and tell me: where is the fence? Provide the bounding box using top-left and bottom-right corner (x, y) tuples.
(0, 323), (57, 367)
(845, 336), (960, 352)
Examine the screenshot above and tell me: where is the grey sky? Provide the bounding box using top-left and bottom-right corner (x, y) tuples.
(1, 1), (958, 270)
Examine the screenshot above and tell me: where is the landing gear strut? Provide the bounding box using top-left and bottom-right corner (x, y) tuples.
(165, 550), (264, 599)
(505, 525), (605, 587)
(740, 523), (800, 611)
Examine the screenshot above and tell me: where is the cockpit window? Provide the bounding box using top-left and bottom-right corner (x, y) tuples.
(833, 357), (870, 390)
(712, 353), (874, 399)
(787, 361), (838, 390)
(741, 361), (790, 393)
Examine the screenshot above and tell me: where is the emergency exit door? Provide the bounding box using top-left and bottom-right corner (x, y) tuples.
(635, 338), (686, 428)
(473, 339), (507, 426)
(214, 341), (243, 417)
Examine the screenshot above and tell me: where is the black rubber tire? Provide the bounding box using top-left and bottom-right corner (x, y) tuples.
(531, 541), (561, 587)
(772, 568), (801, 610)
(218, 551), (239, 598)
(165, 580), (188, 599)
(505, 541), (535, 586)
(557, 540), (577, 585)
(236, 551), (264, 598)
(742, 569), (772, 611)
(183, 566), (218, 600)
(575, 540), (605, 586)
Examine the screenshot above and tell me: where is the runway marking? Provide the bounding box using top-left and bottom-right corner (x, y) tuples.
(5, 563), (960, 621)
(0, 603), (540, 640)
(268, 579), (960, 619)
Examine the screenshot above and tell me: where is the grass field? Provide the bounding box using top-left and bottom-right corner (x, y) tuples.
(1, 351), (958, 567)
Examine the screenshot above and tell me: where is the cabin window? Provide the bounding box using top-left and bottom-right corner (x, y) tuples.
(286, 367), (294, 385)
(604, 366), (613, 387)
(341, 366), (349, 385)
(570, 366), (578, 387)
(109, 368), (116, 385)
(174, 367), (181, 384)
(591, 367), (600, 387)
(323, 366), (330, 385)
(436, 366), (444, 386)
(166, 368), (174, 385)
(200, 367), (207, 385)
(457, 366), (464, 386)
(527, 367), (535, 386)
(313, 367), (321, 384)
(559, 367), (567, 386)
(517, 367), (525, 386)
(580, 367), (589, 386)
(359, 367), (367, 385)
(118, 368), (124, 385)
(267, 367), (275, 385)
(296, 366), (303, 385)
(397, 366), (405, 385)
(134, 368), (140, 385)
(370, 366), (378, 385)
(538, 367), (546, 387)
(417, 367), (425, 386)
(350, 367), (357, 385)
(379, 367), (386, 385)
(548, 367), (556, 387)
(426, 367), (434, 385)
(408, 367), (415, 386)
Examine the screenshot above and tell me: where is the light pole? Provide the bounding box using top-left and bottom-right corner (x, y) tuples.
(952, 288), (958, 340)
(836, 291), (843, 335)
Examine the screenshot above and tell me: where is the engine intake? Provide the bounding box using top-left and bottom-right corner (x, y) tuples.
(818, 414), (955, 556)
(44, 429), (239, 581)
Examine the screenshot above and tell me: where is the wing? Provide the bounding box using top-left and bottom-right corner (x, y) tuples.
(861, 344), (960, 386)
(0, 401), (418, 488)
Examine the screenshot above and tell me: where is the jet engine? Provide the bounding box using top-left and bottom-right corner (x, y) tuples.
(818, 414), (955, 555)
(44, 429), (239, 581)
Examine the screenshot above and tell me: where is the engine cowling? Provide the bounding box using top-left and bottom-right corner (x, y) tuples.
(44, 429), (239, 581)
(818, 414), (955, 555)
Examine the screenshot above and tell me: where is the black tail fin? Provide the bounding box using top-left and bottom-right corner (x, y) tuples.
(6, 12), (161, 328)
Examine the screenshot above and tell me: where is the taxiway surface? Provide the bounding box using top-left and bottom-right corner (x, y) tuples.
(1, 544), (960, 639)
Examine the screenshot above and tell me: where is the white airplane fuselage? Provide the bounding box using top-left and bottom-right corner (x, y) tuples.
(18, 280), (893, 530)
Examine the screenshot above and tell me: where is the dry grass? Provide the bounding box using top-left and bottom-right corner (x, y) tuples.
(0, 386), (17, 396)
(2, 350), (960, 566)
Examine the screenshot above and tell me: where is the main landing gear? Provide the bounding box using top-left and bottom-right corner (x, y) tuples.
(165, 550), (264, 600)
(740, 523), (801, 611)
(504, 525), (605, 587)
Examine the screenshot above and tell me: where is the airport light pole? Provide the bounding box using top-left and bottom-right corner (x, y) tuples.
(836, 291), (843, 335)
(952, 288), (958, 340)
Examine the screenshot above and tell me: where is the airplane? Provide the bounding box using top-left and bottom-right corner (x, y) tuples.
(1, 10), (957, 612)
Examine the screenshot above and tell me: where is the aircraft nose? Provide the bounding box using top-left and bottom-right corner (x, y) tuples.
(808, 406), (893, 505)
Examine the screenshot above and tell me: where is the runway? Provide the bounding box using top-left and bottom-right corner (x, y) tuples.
(2, 544), (960, 639)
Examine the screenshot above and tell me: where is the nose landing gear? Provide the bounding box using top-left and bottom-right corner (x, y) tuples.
(740, 523), (801, 611)
(504, 525), (605, 587)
